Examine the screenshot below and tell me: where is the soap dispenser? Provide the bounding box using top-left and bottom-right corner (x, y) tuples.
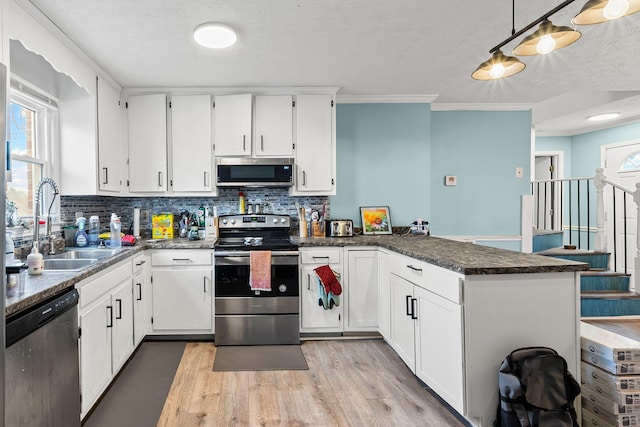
(75, 217), (88, 247)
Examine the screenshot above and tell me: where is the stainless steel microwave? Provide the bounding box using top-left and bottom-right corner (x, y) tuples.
(216, 158), (294, 187)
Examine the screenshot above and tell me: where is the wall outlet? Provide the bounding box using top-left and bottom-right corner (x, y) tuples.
(140, 209), (150, 223)
(444, 175), (457, 186)
(515, 167), (524, 178)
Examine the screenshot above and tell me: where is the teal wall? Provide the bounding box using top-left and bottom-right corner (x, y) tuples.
(536, 136), (573, 179)
(330, 104), (431, 228)
(536, 121), (640, 177)
(430, 111), (532, 236)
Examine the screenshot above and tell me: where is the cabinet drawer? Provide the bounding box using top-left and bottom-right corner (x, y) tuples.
(300, 248), (341, 264)
(151, 250), (213, 266)
(132, 254), (147, 275)
(389, 252), (463, 304)
(78, 262), (131, 309)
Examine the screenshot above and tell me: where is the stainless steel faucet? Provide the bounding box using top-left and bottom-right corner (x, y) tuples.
(33, 178), (59, 255)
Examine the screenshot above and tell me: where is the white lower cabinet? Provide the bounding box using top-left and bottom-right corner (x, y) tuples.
(78, 260), (134, 417)
(150, 250), (214, 334)
(344, 248), (378, 331)
(299, 247), (343, 332)
(132, 253), (150, 346)
(377, 249), (391, 341)
(390, 273), (416, 369)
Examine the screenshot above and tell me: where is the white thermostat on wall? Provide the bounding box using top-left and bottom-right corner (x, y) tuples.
(444, 175), (457, 186)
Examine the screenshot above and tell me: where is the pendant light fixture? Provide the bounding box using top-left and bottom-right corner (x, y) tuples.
(512, 19), (581, 55)
(573, 0), (640, 24)
(472, 50), (526, 80)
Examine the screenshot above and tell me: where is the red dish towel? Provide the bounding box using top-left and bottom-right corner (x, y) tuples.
(314, 264), (342, 296)
(250, 250), (272, 291)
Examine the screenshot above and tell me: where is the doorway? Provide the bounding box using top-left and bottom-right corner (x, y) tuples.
(534, 152), (562, 231)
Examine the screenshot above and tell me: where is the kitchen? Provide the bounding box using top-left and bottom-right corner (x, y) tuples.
(2, 0), (640, 426)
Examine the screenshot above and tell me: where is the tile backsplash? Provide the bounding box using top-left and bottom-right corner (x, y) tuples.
(60, 188), (329, 237)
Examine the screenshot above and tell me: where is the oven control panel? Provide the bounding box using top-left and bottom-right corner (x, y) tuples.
(219, 214), (290, 228)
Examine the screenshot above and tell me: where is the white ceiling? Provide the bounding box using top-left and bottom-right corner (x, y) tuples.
(24, 0), (640, 136)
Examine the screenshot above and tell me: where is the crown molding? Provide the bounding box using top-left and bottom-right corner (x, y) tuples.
(431, 103), (532, 111)
(336, 94), (438, 104)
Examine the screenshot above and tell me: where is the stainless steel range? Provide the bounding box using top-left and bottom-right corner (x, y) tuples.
(214, 214), (299, 346)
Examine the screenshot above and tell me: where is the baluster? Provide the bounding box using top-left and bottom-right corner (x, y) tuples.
(594, 168), (606, 252)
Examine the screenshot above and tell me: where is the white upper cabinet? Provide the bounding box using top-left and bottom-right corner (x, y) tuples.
(292, 94), (335, 195)
(170, 95), (214, 193)
(97, 77), (124, 193)
(127, 94), (168, 192)
(254, 95), (293, 157)
(213, 94), (252, 156)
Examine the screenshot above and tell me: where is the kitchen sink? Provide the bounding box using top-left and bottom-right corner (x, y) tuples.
(43, 258), (99, 271)
(49, 248), (123, 260)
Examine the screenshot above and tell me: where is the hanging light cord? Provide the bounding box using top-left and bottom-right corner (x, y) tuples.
(490, 0), (577, 53)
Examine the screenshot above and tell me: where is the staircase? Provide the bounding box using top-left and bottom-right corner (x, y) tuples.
(533, 231), (640, 317)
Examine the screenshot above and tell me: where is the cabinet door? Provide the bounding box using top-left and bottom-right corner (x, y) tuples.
(414, 285), (465, 414)
(346, 250), (378, 331)
(254, 95), (293, 157)
(79, 293), (112, 416)
(132, 270), (147, 346)
(294, 94), (334, 194)
(127, 94), (168, 192)
(170, 95), (213, 192)
(377, 251), (392, 341)
(152, 269), (213, 331)
(390, 273), (415, 371)
(97, 77), (123, 193)
(213, 94), (252, 156)
(111, 280), (134, 374)
(300, 264), (342, 331)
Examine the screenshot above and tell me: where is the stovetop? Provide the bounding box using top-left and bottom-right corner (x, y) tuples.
(215, 214), (297, 251)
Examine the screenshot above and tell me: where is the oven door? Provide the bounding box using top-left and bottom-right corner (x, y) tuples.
(214, 250), (299, 298)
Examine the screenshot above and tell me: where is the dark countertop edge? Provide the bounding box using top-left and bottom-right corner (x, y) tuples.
(295, 236), (590, 275)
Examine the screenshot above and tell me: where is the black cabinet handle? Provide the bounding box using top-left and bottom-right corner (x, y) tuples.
(107, 306), (113, 328)
(102, 167), (108, 185)
(411, 298), (418, 320)
(406, 295), (412, 316)
(116, 299), (122, 319)
(203, 277), (207, 293)
(407, 265), (422, 272)
(135, 260), (146, 266)
(136, 283), (142, 301)
(158, 171), (163, 187)
(260, 135), (264, 151)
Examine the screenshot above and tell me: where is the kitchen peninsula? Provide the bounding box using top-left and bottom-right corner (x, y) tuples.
(6, 235), (587, 427)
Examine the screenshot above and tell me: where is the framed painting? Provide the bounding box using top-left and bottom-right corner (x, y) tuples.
(360, 206), (392, 235)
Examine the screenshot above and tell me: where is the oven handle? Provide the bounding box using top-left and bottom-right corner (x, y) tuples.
(214, 250), (299, 257)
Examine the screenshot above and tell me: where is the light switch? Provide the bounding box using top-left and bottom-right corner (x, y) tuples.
(515, 167), (524, 178)
(445, 175), (457, 186)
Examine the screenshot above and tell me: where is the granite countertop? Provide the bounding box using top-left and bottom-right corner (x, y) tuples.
(5, 238), (217, 317)
(295, 234), (589, 275)
(6, 234), (588, 317)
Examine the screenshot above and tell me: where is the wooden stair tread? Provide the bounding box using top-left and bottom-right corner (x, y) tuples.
(581, 270), (631, 277)
(537, 248), (609, 256)
(583, 319), (640, 342)
(581, 291), (640, 299)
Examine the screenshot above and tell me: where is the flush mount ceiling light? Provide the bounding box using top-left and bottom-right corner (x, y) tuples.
(573, 0), (640, 24)
(193, 23), (237, 49)
(512, 19), (581, 55)
(588, 112), (621, 121)
(471, 50), (526, 80)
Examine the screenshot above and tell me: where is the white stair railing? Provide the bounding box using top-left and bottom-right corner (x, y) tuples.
(595, 167), (640, 290)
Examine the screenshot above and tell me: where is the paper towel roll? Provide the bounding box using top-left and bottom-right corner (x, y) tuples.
(133, 207), (140, 237)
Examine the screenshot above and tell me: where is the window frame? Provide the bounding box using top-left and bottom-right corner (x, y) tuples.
(7, 76), (60, 225)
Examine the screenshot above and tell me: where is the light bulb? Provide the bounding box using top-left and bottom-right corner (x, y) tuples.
(604, 0), (630, 19)
(536, 35), (557, 54)
(489, 63), (506, 79)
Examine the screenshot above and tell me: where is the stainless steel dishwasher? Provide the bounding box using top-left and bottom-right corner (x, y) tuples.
(5, 288), (81, 426)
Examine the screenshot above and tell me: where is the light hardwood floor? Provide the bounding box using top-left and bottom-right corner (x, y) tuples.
(157, 339), (466, 427)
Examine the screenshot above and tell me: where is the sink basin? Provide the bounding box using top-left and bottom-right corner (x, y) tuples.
(50, 249), (122, 260)
(43, 258), (99, 271)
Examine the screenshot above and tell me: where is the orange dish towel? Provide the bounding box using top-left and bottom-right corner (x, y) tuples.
(250, 250), (272, 291)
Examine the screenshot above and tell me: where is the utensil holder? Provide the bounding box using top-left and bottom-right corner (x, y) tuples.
(312, 221), (324, 238)
(299, 220), (308, 238)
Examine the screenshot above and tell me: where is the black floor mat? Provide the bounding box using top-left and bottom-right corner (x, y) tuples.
(213, 345), (309, 371)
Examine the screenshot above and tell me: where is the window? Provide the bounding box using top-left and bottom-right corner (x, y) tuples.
(6, 80), (58, 223)
(620, 151), (640, 172)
